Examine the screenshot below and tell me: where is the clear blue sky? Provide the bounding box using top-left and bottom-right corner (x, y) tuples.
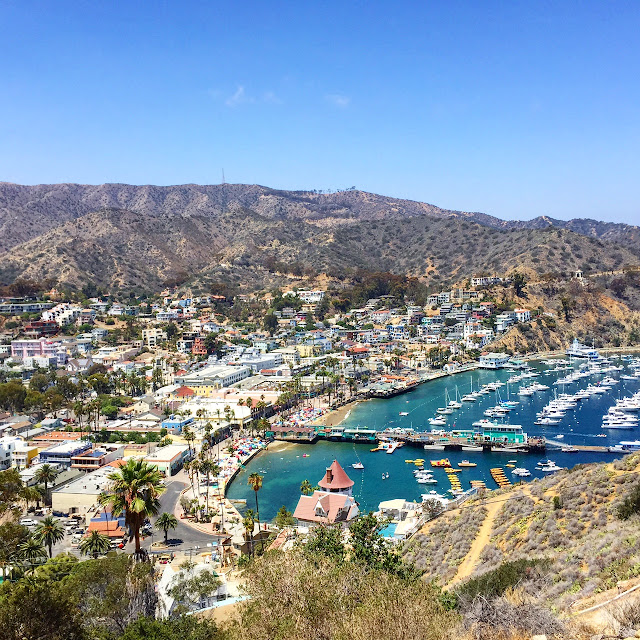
(1, 1), (639, 224)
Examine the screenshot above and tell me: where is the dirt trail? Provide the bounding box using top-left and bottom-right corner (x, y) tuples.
(448, 496), (504, 586)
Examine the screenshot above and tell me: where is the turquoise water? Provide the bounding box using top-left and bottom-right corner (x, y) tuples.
(227, 357), (640, 520)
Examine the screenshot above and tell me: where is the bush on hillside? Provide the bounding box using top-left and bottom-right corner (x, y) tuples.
(455, 558), (551, 603)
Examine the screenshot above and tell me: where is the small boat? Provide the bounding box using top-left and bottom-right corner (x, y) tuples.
(555, 435), (564, 439)
(405, 459), (415, 464)
(431, 458), (451, 467)
(508, 460), (517, 464)
(352, 462), (364, 470)
(302, 454), (309, 457)
(512, 467), (531, 477)
(385, 472), (389, 479)
(458, 460), (477, 467)
(399, 412), (409, 416)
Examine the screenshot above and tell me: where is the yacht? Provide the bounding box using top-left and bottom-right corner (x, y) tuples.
(512, 467), (531, 477)
(566, 338), (600, 360)
(536, 460), (563, 472)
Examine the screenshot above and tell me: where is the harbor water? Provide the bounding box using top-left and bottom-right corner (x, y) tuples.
(226, 356), (640, 520)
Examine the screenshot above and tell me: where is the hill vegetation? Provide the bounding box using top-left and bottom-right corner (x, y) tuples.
(1, 183), (639, 291)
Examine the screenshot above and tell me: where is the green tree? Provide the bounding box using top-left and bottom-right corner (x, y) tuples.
(155, 512), (178, 544)
(300, 479), (315, 496)
(512, 272), (527, 297)
(79, 530), (112, 559)
(34, 464), (59, 506)
(349, 512), (414, 579)
(0, 380), (27, 413)
(33, 515), (65, 558)
(17, 536), (48, 568)
(0, 468), (24, 517)
(303, 524), (345, 564)
(99, 458), (165, 558)
(274, 505), (295, 528)
(263, 313), (278, 335)
(243, 508), (256, 557)
(248, 473), (264, 551)
(0, 520), (29, 580)
(116, 616), (220, 640)
(168, 565), (222, 613)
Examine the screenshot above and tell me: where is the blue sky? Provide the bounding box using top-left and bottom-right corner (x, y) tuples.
(1, 1), (639, 224)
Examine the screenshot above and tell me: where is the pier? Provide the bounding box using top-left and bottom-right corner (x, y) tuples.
(544, 438), (615, 453)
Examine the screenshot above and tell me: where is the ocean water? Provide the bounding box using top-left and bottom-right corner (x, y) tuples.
(226, 357), (640, 520)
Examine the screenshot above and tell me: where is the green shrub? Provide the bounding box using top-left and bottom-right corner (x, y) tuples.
(456, 558), (551, 602)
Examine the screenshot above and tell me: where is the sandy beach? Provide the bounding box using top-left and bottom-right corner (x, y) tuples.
(312, 400), (362, 427)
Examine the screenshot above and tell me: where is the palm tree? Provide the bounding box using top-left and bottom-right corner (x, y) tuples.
(33, 516), (65, 558)
(34, 464), (59, 505)
(155, 512), (178, 544)
(183, 426), (195, 457)
(22, 485), (43, 511)
(199, 459), (220, 515)
(79, 530), (111, 559)
(17, 537), (47, 569)
(247, 473), (264, 551)
(242, 508), (256, 557)
(300, 479), (314, 496)
(99, 458), (165, 558)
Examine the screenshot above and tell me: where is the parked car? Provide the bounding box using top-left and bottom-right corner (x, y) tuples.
(19, 518), (37, 527)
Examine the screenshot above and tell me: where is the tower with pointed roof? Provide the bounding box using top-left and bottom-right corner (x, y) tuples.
(317, 460), (354, 496)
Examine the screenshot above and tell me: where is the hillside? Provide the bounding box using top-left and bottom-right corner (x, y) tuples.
(1, 183), (639, 291)
(403, 453), (640, 615)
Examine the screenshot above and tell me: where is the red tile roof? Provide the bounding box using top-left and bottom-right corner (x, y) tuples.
(293, 491), (358, 524)
(175, 385), (195, 397)
(317, 460), (354, 490)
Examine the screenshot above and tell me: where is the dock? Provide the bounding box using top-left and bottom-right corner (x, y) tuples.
(544, 438), (616, 452)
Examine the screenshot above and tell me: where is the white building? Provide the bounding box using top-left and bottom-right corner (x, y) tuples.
(495, 312), (516, 333)
(142, 327), (168, 348)
(175, 365), (251, 393)
(143, 445), (190, 477)
(42, 303), (82, 327)
(514, 308), (531, 323)
(479, 353), (511, 369)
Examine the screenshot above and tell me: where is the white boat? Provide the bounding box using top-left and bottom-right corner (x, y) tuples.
(399, 411), (409, 416)
(512, 467), (531, 477)
(536, 460), (563, 472)
(566, 338), (600, 360)
(352, 462), (364, 470)
(428, 416), (447, 426)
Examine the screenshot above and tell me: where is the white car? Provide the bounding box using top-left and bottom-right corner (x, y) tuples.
(20, 518), (38, 527)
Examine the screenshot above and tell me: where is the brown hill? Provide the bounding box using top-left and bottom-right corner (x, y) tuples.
(0, 182), (639, 289)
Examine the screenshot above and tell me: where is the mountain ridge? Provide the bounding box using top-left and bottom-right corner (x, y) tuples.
(1, 182), (638, 289)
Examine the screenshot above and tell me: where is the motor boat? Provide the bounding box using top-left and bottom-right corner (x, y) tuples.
(512, 467), (531, 477)
(352, 462), (364, 470)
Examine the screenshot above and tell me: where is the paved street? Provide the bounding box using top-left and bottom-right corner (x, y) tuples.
(142, 479), (219, 553)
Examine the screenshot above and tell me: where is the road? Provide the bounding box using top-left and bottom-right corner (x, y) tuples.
(142, 479), (219, 553)
(26, 478), (218, 559)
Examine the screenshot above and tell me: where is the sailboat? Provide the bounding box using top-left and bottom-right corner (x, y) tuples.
(448, 387), (462, 409)
(437, 389), (455, 414)
(461, 380), (478, 402)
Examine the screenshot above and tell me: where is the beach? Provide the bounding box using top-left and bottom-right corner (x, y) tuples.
(312, 400), (360, 427)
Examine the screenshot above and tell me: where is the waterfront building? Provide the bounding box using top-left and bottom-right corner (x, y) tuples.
(293, 460), (359, 529)
(479, 352), (511, 369)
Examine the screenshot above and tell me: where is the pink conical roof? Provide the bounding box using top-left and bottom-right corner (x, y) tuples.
(318, 460), (354, 490)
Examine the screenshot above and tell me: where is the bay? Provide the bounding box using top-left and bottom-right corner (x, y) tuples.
(226, 356), (639, 520)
